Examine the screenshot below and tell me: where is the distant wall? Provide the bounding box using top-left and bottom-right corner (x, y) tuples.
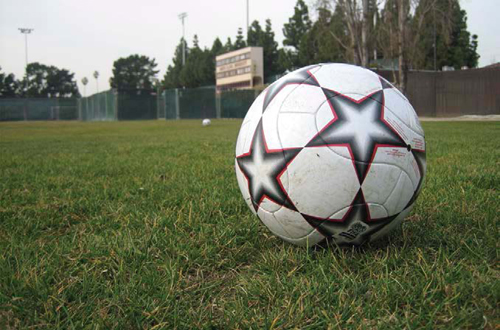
(377, 66), (500, 117)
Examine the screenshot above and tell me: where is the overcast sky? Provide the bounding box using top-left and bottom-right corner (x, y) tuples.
(0, 0), (498, 95)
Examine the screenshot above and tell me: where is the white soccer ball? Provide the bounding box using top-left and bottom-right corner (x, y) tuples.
(235, 64), (426, 247)
(202, 118), (211, 126)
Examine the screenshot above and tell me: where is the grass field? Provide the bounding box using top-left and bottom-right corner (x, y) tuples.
(0, 120), (498, 329)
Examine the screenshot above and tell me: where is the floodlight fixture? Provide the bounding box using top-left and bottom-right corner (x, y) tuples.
(18, 28), (34, 68)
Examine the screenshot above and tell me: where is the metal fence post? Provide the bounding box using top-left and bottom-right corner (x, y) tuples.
(56, 99), (60, 120)
(78, 99), (82, 121)
(216, 92), (221, 119)
(114, 90), (119, 121)
(104, 91), (108, 121)
(156, 87), (160, 119)
(23, 99), (28, 121)
(175, 88), (180, 120)
(163, 91), (167, 120)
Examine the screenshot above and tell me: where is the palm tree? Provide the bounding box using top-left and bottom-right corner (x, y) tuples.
(81, 77), (88, 97)
(93, 71), (99, 93)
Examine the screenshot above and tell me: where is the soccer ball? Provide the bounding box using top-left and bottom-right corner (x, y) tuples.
(235, 64), (426, 247)
(202, 118), (211, 126)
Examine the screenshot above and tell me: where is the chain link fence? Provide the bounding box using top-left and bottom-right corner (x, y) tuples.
(78, 90), (158, 121)
(78, 90), (117, 121)
(219, 89), (260, 118)
(0, 88), (259, 122)
(0, 98), (78, 121)
(2, 67), (498, 122)
(161, 87), (261, 120)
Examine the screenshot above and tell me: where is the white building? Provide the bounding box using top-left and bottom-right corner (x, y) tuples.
(215, 47), (264, 92)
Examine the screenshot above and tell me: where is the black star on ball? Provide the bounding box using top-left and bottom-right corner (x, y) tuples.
(307, 89), (408, 184)
(236, 120), (302, 212)
(262, 65), (320, 113)
(301, 189), (398, 246)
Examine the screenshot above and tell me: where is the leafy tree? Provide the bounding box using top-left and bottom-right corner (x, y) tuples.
(277, 48), (295, 72)
(234, 28), (247, 49)
(413, 0), (479, 70)
(211, 37), (224, 56)
(46, 68), (80, 98)
(179, 35), (215, 87)
(164, 36), (215, 89)
(223, 37), (234, 52)
(23, 62), (50, 97)
(248, 19), (282, 81)
(283, 0), (312, 51)
(281, 0), (313, 69)
(321, 0), (377, 66)
(164, 39), (188, 89)
(328, 4), (351, 61)
(21, 62), (79, 98)
(464, 34), (479, 68)
(377, 0), (400, 70)
(0, 67), (20, 98)
(247, 20), (264, 47)
(110, 54), (159, 93)
(263, 20), (281, 80)
(297, 6), (347, 67)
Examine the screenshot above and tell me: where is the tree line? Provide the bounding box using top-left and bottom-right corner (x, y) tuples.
(0, 0), (479, 98)
(0, 63), (80, 98)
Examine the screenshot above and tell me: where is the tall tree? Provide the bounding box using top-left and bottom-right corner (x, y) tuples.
(164, 36), (216, 89)
(247, 20), (264, 47)
(329, 4), (351, 61)
(0, 67), (20, 98)
(282, 0), (313, 68)
(21, 62), (79, 98)
(328, 0), (376, 66)
(283, 0), (312, 50)
(110, 54), (159, 93)
(397, 0), (407, 92)
(179, 35), (215, 87)
(234, 28), (247, 49)
(248, 19), (281, 81)
(211, 37), (224, 56)
(47, 68), (80, 98)
(413, 0), (479, 70)
(277, 49), (295, 72)
(299, 6), (347, 66)
(393, 0), (458, 93)
(223, 37), (234, 52)
(263, 19), (281, 80)
(377, 0), (399, 75)
(164, 39), (189, 89)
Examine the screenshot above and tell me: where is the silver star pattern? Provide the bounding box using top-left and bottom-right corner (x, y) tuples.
(236, 120), (301, 211)
(307, 89), (408, 183)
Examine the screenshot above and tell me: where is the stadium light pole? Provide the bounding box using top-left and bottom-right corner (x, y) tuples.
(19, 28), (33, 120)
(246, 0), (249, 39)
(18, 28), (34, 69)
(178, 12), (188, 66)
